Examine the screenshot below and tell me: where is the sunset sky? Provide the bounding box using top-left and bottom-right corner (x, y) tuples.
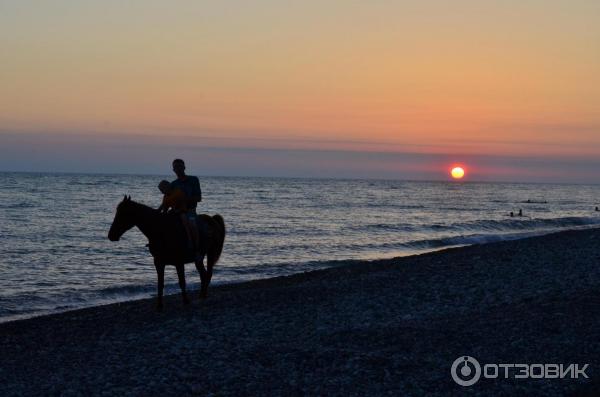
(1, 1), (599, 182)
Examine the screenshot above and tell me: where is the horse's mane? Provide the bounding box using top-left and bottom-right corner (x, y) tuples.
(119, 198), (159, 216)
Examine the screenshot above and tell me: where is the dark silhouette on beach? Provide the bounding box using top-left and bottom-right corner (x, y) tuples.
(170, 159), (202, 211)
(596, 206), (599, 212)
(158, 180), (201, 260)
(518, 208), (523, 217)
(108, 196), (225, 309)
(169, 159), (203, 266)
(108, 159), (224, 310)
(510, 211), (514, 217)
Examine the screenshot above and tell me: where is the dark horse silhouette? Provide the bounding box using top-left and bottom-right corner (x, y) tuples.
(108, 196), (225, 310)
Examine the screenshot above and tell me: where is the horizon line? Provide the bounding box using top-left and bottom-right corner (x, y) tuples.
(2, 169), (598, 186)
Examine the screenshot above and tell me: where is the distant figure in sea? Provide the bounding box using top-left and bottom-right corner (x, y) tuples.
(518, 209), (523, 217)
(510, 211), (514, 217)
(596, 206), (599, 212)
(158, 180), (199, 256)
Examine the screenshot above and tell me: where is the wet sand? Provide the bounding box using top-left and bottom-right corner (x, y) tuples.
(1, 228), (600, 396)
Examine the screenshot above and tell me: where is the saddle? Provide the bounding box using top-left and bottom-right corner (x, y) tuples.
(148, 213), (215, 263)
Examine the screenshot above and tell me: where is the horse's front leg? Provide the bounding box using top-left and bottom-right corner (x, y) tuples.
(175, 263), (191, 305)
(154, 259), (165, 311)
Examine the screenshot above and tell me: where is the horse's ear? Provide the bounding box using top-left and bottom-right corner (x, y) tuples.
(123, 195), (127, 202)
(127, 195), (131, 201)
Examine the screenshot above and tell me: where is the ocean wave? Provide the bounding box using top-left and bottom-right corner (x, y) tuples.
(399, 231), (544, 250)
(92, 283), (156, 297)
(428, 216), (600, 233)
(69, 179), (124, 186)
(348, 223), (423, 232)
(349, 216), (600, 235)
(1, 202), (37, 209)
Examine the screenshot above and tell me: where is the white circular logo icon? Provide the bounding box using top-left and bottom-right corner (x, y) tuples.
(451, 356), (481, 386)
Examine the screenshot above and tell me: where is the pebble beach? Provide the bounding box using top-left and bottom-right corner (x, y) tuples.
(1, 227), (600, 396)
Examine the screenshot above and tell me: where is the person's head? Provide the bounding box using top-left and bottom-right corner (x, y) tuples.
(172, 158), (186, 177)
(158, 180), (172, 194)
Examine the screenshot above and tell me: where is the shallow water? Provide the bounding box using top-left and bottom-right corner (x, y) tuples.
(1, 172), (599, 322)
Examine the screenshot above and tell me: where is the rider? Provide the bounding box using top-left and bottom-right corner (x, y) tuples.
(170, 159), (202, 260)
(157, 180), (198, 254)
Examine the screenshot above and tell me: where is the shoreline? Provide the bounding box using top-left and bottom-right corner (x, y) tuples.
(3, 224), (598, 326)
(2, 227), (600, 395)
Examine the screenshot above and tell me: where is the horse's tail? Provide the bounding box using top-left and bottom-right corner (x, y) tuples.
(211, 214), (226, 265)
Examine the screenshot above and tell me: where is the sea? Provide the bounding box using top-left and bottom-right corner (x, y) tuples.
(1, 172), (600, 323)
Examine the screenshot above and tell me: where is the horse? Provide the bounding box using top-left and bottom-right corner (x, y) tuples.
(108, 196), (225, 310)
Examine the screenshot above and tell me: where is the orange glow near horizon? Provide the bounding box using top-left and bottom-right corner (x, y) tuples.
(1, 1), (600, 176)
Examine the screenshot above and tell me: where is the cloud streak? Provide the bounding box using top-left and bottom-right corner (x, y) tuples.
(1, 131), (599, 183)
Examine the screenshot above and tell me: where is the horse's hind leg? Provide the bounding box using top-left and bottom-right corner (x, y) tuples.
(154, 260), (165, 311)
(200, 254), (216, 299)
(175, 263), (191, 305)
(194, 254), (207, 300)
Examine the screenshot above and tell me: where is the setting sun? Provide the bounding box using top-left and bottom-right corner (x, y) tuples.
(451, 166), (465, 179)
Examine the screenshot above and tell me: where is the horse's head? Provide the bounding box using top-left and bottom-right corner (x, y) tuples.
(108, 195), (136, 241)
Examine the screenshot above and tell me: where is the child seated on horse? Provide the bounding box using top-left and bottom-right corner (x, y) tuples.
(158, 180), (200, 256)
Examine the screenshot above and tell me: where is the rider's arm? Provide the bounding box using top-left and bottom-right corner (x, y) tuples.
(157, 195), (169, 213)
(187, 177), (202, 207)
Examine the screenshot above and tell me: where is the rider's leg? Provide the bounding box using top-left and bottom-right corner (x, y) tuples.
(179, 214), (194, 249)
(187, 213), (201, 259)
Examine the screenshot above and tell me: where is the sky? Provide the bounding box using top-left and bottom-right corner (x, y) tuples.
(1, 1), (599, 182)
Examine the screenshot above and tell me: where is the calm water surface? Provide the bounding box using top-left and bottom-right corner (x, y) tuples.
(1, 172), (599, 322)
